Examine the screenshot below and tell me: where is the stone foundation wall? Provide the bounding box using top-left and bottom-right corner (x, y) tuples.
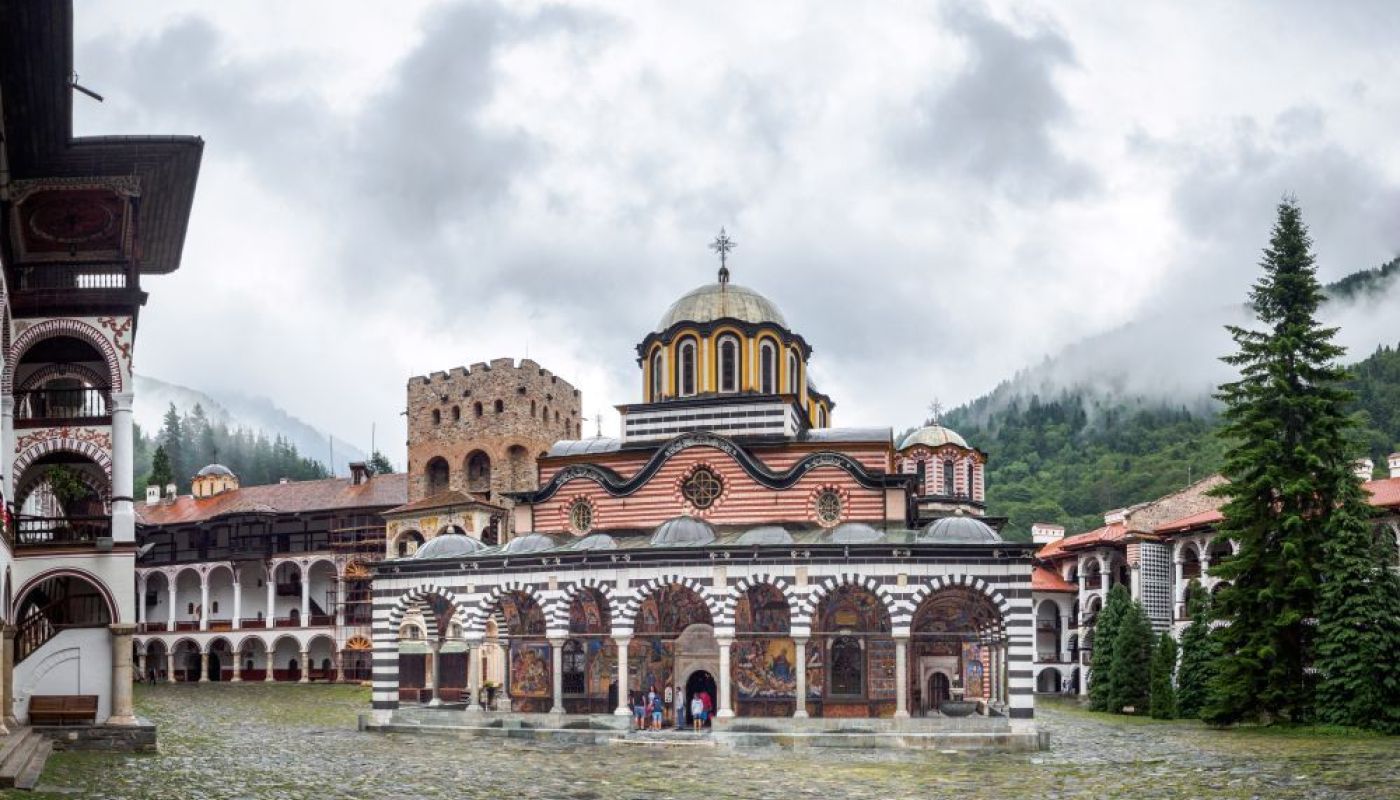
(34, 721), (158, 752)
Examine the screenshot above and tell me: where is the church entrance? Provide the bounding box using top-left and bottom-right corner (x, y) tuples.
(685, 669), (717, 727)
(927, 673), (950, 712)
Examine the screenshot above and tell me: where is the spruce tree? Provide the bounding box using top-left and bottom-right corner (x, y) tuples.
(159, 403), (186, 490)
(369, 450), (395, 475)
(1089, 584), (1131, 711)
(1175, 584), (1217, 719)
(1107, 601), (1154, 714)
(1314, 499), (1400, 732)
(1149, 631), (1178, 719)
(148, 445), (174, 493)
(1206, 197), (1362, 726)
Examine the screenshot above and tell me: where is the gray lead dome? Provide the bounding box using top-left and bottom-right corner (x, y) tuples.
(920, 516), (1001, 544)
(412, 533), (485, 559)
(651, 516), (717, 546)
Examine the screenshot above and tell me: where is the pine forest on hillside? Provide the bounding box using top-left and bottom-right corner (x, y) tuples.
(942, 342), (1400, 539)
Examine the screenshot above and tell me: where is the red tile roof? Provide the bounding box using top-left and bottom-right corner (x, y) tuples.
(1032, 565), (1076, 592)
(136, 473), (408, 526)
(1036, 522), (1127, 560)
(1153, 476), (1400, 534)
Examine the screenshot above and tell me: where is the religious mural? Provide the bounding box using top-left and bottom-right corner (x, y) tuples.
(499, 592), (546, 637)
(962, 642), (985, 699)
(628, 638), (674, 693)
(733, 638), (796, 699)
(817, 585), (890, 633)
(585, 638), (614, 695)
(633, 585), (711, 635)
(569, 591), (610, 634)
(806, 641), (823, 699)
(510, 642), (551, 697)
(734, 584), (790, 634)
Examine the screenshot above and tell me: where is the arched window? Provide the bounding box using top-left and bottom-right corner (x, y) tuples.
(915, 460), (927, 494)
(677, 338), (697, 397)
(473, 402), (483, 418)
(431, 409), (441, 426)
(817, 406), (828, 428)
(650, 349), (664, 401)
(829, 636), (864, 696)
(426, 457), (450, 495)
(494, 399), (504, 414)
(787, 350), (799, 394)
(942, 460), (955, 495)
(966, 462), (975, 499)
(562, 640), (586, 694)
(451, 405), (461, 422)
(759, 340), (777, 394)
(717, 336), (740, 393)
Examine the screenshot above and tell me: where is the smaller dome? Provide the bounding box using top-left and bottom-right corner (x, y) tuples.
(571, 533), (618, 551)
(503, 533), (556, 554)
(650, 516), (717, 547)
(898, 424), (968, 450)
(413, 533), (485, 560)
(736, 526), (793, 546)
(196, 463), (236, 478)
(827, 523), (884, 544)
(920, 515), (1001, 544)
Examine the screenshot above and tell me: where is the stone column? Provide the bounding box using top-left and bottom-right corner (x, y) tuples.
(199, 575), (210, 631)
(613, 635), (631, 716)
(0, 626), (14, 732)
(300, 570), (310, 626)
(426, 641), (440, 704)
(1098, 553), (1110, 591)
(549, 637), (565, 714)
(231, 654), (242, 683)
(792, 636), (808, 718)
(716, 635), (734, 719)
(893, 634), (910, 718)
(266, 570), (276, 629)
(198, 651), (210, 683)
(232, 575), (242, 631)
(136, 575), (147, 628)
(167, 578), (177, 631)
(1060, 608), (1072, 664)
(136, 652), (147, 683)
(166, 651), (177, 684)
(264, 650), (275, 682)
(334, 577), (345, 630)
(466, 639), (483, 712)
(0, 396), (14, 503)
(109, 624), (138, 725)
(299, 650), (311, 684)
(110, 392), (136, 544)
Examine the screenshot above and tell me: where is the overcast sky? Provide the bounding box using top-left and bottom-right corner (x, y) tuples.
(74, 1), (1400, 465)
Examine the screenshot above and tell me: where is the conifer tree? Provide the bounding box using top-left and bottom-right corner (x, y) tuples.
(1088, 584), (1131, 711)
(1314, 499), (1400, 732)
(148, 445), (173, 492)
(1149, 631), (1178, 719)
(159, 403), (186, 490)
(1175, 583), (1217, 719)
(368, 450), (395, 475)
(1107, 601), (1154, 714)
(1206, 197), (1365, 726)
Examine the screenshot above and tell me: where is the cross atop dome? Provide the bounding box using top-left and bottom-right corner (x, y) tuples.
(709, 227), (736, 285)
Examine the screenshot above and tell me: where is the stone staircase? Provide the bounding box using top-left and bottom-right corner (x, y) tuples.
(620, 728), (717, 747)
(0, 728), (53, 791)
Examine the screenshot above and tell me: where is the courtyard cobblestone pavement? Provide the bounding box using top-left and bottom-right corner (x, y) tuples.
(18, 684), (1398, 799)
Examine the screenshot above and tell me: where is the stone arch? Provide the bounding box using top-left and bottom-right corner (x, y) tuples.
(386, 584), (463, 640)
(234, 633), (271, 654)
(549, 578), (615, 631)
(270, 633), (304, 653)
(617, 575), (719, 630)
(7, 319), (124, 393)
(424, 456), (450, 496)
(725, 574), (794, 629)
(12, 437), (114, 497)
(391, 528), (424, 558)
(16, 362), (110, 393)
(13, 450), (110, 513)
(796, 574), (895, 629)
(466, 581), (545, 636)
(14, 566), (119, 626)
(901, 575), (1012, 634)
(465, 449), (492, 493)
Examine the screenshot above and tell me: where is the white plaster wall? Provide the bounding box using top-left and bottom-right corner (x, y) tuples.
(206, 572), (236, 622)
(14, 628), (112, 723)
(13, 551), (135, 623)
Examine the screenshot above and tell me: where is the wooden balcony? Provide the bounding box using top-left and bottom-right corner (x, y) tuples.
(9, 262), (145, 317)
(14, 387), (112, 429)
(13, 515), (111, 548)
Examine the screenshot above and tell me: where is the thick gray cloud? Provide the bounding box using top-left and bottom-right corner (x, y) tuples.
(894, 3), (1096, 201)
(69, 1), (1400, 464)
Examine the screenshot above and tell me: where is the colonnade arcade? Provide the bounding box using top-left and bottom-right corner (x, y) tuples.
(383, 576), (1011, 719)
(136, 558), (354, 633)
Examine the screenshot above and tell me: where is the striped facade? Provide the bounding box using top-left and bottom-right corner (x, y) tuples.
(370, 552), (1036, 720)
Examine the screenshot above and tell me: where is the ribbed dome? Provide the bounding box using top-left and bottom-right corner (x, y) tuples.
(196, 463), (236, 478)
(827, 523), (884, 544)
(413, 533), (485, 559)
(650, 516), (717, 547)
(571, 533), (618, 551)
(503, 533), (555, 554)
(898, 424), (968, 450)
(656, 283), (787, 331)
(736, 526), (793, 546)
(920, 515), (1001, 544)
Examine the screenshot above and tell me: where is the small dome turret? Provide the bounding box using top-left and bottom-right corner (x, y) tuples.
(898, 424), (968, 450)
(413, 533), (485, 560)
(650, 516), (717, 547)
(920, 515), (1001, 544)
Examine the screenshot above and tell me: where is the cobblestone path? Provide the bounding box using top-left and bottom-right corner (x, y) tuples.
(22, 685), (1398, 799)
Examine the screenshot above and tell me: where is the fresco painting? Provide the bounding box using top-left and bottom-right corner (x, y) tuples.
(734, 584), (790, 634)
(818, 585), (889, 633)
(962, 642), (984, 699)
(733, 638), (796, 698)
(569, 591), (610, 634)
(499, 592), (546, 637)
(628, 638), (674, 692)
(584, 638), (614, 695)
(634, 585), (711, 635)
(510, 642), (551, 697)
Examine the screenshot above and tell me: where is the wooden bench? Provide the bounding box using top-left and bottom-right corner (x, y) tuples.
(28, 695), (98, 725)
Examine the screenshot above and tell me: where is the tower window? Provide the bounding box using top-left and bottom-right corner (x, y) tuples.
(787, 350), (799, 394)
(431, 409), (441, 426)
(759, 340), (777, 394)
(473, 402), (483, 418)
(451, 405), (461, 422)
(966, 462), (975, 499)
(494, 399), (504, 414)
(915, 460), (927, 495)
(943, 460), (955, 495)
(718, 336), (740, 393)
(678, 339), (697, 397)
(650, 349), (664, 401)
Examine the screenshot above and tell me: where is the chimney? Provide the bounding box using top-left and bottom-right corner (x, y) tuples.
(145, 485), (160, 505)
(279, 477), (290, 484)
(1354, 458), (1375, 481)
(1390, 452), (1400, 479)
(349, 461), (370, 486)
(1032, 523), (1065, 546)
(164, 483), (177, 503)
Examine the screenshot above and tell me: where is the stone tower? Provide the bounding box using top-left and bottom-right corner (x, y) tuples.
(405, 358), (582, 518)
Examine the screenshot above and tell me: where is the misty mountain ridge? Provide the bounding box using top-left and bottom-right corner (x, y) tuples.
(133, 375), (367, 477)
